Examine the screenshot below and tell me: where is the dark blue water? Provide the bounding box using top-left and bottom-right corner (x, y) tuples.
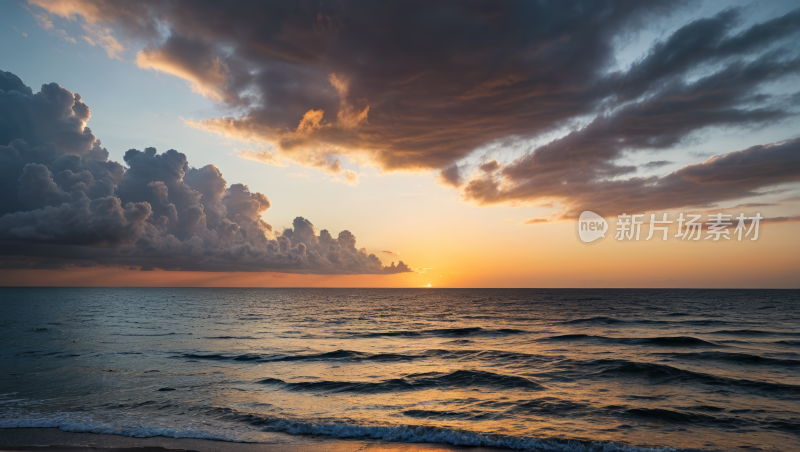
(1, 288), (798, 451)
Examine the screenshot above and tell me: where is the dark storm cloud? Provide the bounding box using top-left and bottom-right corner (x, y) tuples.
(25, 1), (800, 214)
(29, 0), (680, 168)
(0, 71), (411, 274)
(0, 71), (108, 160)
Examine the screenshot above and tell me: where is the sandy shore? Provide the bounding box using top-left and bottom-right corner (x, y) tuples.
(0, 429), (506, 452)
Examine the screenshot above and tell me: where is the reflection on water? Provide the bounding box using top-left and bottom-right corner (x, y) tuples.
(1, 288), (798, 451)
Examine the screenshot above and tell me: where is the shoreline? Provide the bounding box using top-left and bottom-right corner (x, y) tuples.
(0, 428), (508, 452)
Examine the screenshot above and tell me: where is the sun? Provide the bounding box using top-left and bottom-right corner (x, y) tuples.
(427, 283), (432, 287)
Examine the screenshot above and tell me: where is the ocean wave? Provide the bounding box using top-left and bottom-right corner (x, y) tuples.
(592, 359), (800, 396)
(258, 369), (543, 393)
(0, 415), (681, 452)
(621, 407), (757, 428)
(173, 348), (557, 365)
(245, 415), (680, 452)
(507, 397), (591, 415)
(268, 349), (415, 362)
(350, 327), (528, 338)
(0, 417), (254, 443)
(203, 336), (261, 339)
(664, 351), (800, 367)
(424, 348), (556, 364)
(543, 333), (601, 341)
(176, 353), (230, 360)
(173, 349), (419, 363)
(624, 408), (718, 424)
(562, 317), (627, 324)
(111, 332), (178, 337)
(627, 337), (718, 347)
(540, 335), (719, 347)
(560, 317), (727, 326)
(402, 409), (486, 420)
(709, 329), (800, 336)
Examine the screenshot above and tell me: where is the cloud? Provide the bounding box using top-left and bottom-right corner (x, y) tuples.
(135, 34), (242, 102)
(9, 25), (28, 37)
(726, 202), (778, 209)
(437, 165), (463, 188)
(81, 23), (124, 59)
(763, 215), (800, 223)
(523, 218), (549, 225)
(28, 0), (134, 58)
(463, 44), (800, 217)
(24, 1), (681, 169)
(467, 137), (800, 219)
(236, 148), (286, 167)
(383, 261), (413, 274)
(642, 161), (674, 170)
(0, 70), (409, 274)
(22, 1), (800, 213)
(54, 28), (76, 44)
(0, 70), (108, 160)
(479, 160), (501, 173)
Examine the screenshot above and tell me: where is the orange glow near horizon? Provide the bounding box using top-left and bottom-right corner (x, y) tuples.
(2, 221), (797, 288)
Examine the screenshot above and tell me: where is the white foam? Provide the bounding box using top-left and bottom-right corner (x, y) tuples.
(0, 411), (680, 451)
(0, 412), (277, 444)
(265, 419), (679, 452)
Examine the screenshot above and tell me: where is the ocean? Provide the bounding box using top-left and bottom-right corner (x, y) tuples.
(0, 288), (798, 451)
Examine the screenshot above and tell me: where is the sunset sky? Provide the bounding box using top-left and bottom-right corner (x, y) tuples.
(1, 0), (799, 288)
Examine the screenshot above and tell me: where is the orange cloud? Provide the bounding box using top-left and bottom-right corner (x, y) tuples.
(28, 0), (125, 58)
(136, 49), (228, 100)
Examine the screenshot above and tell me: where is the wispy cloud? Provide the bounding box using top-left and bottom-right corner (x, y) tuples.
(9, 25), (28, 37)
(641, 160), (674, 170)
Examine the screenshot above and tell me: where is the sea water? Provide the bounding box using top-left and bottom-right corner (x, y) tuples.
(0, 288), (798, 451)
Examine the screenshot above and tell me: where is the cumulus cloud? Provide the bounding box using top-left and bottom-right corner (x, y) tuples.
(23, 1), (800, 213)
(384, 261), (413, 274)
(0, 70), (412, 274)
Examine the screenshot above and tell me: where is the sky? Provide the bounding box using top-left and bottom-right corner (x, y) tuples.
(0, 0), (798, 288)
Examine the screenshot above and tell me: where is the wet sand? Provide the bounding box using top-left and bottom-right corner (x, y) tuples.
(0, 429), (505, 452)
